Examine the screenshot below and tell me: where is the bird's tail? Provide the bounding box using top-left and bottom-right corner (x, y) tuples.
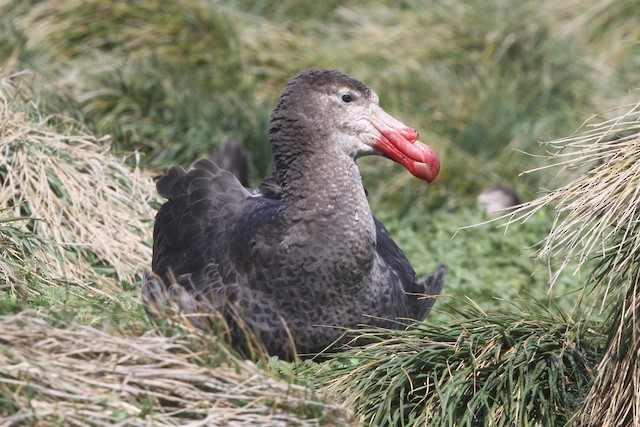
(416, 264), (447, 319)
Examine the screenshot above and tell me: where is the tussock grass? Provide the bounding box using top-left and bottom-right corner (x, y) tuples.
(322, 306), (600, 426)
(0, 310), (352, 426)
(510, 103), (640, 298)
(506, 101), (640, 426)
(0, 213), (70, 315)
(0, 73), (155, 318)
(546, 0), (640, 94)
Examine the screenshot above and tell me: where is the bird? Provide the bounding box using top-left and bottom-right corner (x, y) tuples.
(477, 186), (521, 215)
(143, 69), (446, 359)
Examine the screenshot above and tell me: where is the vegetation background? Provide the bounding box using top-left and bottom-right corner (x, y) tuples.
(0, 0), (639, 425)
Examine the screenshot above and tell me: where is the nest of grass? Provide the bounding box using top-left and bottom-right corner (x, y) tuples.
(0, 72), (155, 296)
(0, 310), (352, 426)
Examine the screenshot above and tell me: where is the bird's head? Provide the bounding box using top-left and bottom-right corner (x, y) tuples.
(270, 69), (440, 183)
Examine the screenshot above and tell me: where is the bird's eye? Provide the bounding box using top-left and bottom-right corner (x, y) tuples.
(341, 93), (353, 103)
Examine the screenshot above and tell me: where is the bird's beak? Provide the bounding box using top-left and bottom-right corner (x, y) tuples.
(363, 104), (440, 183)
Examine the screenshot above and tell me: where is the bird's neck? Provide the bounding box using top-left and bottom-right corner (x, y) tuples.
(276, 148), (377, 284)
(279, 148), (370, 221)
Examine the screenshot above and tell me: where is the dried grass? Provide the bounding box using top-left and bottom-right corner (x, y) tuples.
(503, 100), (640, 426)
(508, 101), (640, 308)
(0, 310), (352, 426)
(0, 72), (156, 294)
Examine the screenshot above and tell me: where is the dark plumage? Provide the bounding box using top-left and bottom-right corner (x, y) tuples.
(144, 69), (446, 359)
(210, 139), (250, 187)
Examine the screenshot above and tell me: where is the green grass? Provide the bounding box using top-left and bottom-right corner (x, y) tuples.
(320, 306), (602, 426)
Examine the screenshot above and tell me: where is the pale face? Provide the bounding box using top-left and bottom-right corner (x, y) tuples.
(271, 70), (441, 183)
